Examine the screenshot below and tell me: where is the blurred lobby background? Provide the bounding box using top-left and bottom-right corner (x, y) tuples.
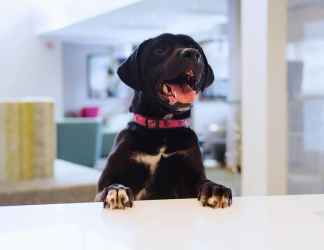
(0, 0), (323, 205)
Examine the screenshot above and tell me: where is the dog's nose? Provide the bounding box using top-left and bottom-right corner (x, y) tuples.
(179, 48), (201, 62)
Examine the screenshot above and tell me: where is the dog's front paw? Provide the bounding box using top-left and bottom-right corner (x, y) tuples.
(101, 184), (134, 209)
(198, 181), (232, 208)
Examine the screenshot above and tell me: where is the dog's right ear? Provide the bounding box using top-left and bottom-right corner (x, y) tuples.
(117, 40), (150, 91)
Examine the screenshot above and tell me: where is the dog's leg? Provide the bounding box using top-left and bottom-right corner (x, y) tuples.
(95, 184), (134, 209)
(197, 180), (232, 208)
(177, 132), (233, 209)
(95, 129), (147, 209)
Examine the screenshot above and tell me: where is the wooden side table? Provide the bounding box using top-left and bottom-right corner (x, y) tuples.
(0, 160), (100, 205)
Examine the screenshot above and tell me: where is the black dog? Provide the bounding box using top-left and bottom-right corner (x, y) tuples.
(95, 33), (232, 209)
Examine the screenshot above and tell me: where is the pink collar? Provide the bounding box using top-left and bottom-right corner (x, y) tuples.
(133, 113), (189, 129)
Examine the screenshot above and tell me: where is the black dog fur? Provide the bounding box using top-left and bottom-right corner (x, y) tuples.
(95, 33), (232, 209)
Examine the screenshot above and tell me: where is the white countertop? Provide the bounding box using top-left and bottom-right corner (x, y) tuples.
(1, 195), (324, 250)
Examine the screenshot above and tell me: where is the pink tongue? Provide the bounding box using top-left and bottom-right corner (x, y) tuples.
(168, 85), (198, 104)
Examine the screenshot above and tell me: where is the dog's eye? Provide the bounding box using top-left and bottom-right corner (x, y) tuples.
(154, 48), (167, 56)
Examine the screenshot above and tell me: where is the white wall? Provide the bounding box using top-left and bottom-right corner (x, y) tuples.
(63, 43), (108, 113)
(0, 1), (63, 117)
(63, 43), (131, 116)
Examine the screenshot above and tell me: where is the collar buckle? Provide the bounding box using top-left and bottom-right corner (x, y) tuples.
(147, 119), (159, 128)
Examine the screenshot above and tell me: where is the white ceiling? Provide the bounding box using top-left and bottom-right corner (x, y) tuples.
(42, 0), (324, 45)
(43, 0), (228, 45)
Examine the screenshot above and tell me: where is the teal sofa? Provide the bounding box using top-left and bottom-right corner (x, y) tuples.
(57, 118), (103, 167)
(101, 129), (116, 158)
(57, 118), (117, 167)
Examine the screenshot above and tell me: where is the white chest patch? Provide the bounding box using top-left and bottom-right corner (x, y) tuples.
(131, 146), (174, 174)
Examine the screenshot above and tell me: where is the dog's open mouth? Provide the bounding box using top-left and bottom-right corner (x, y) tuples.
(160, 70), (198, 105)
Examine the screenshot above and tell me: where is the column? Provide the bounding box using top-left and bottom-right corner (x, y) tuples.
(241, 0), (288, 195)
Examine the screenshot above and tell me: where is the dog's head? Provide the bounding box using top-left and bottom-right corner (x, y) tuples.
(118, 33), (214, 112)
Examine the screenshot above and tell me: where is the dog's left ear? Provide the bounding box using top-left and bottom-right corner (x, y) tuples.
(117, 40), (150, 91)
(202, 64), (214, 91)
(195, 43), (214, 91)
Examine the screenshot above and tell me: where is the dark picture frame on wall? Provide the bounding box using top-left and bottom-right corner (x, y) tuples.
(86, 53), (130, 99)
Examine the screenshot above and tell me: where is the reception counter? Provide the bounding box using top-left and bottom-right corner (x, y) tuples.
(0, 195), (323, 250)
